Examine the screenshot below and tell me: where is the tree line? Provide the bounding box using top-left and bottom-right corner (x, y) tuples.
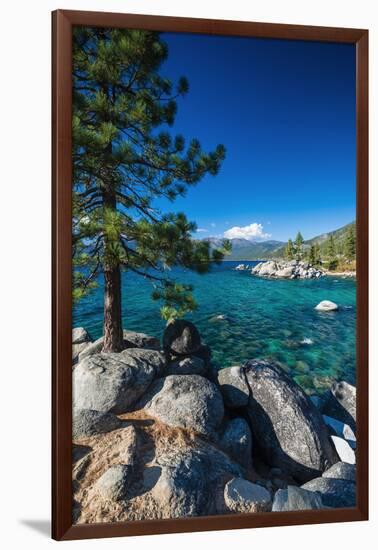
(284, 226), (356, 270)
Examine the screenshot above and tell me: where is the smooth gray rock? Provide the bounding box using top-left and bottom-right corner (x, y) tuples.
(73, 409), (122, 440)
(244, 359), (337, 482)
(166, 356), (206, 377)
(224, 478), (272, 513)
(272, 485), (324, 511)
(323, 381), (356, 432)
(123, 330), (160, 351)
(217, 366), (250, 408)
(73, 349), (164, 413)
(315, 300), (338, 311)
(322, 462), (356, 482)
(151, 439), (243, 517)
(143, 375), (224, 436)
(219, 418), (252, 470)
(331, 436), (355, 464)
(163, 320), (201, 356)
(72, 327), (91, 344)
(78, 336), (104, 362)
(95, 464), (133, 501)
(301, 477), (356, 508)
(72, 342), (90, 365)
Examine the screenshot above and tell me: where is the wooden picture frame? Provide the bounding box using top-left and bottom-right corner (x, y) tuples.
(52, 9), (368, 541)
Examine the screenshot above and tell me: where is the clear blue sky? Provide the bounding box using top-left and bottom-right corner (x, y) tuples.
(156, 32), (356, 242)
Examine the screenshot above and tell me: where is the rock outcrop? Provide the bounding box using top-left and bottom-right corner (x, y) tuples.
(243, 359), (338, 482)
(252, 260), (323, 280)
(322, 381), (356, 432)
(163, 319), (201, 356)
(217, 366), (250, 408)
(301, 477), (356, 508)
(73, 349), (165, 413)
(142, 374), (224, 436)
(73, 409), (122, 440)
(219, 417), (253, 471)
(224, 478), (272, 513)
(272, 485), (324, 511)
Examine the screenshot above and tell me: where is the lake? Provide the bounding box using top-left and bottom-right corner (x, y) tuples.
(73, 261), (356, 394)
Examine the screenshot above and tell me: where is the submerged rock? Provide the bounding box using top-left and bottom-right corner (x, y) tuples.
(73, 349), (165, 413)
(73, 409), (122, 440)
(272, 485), (324, 511)
(142, 374), (224, 436)
(301, 477), (356, 508)
(163, 320), (201, 356)
(217, 366), (250, 408)
(244, 359), (337, 482)
(315, 300), (338, 312)
(224, 478), (272, 513)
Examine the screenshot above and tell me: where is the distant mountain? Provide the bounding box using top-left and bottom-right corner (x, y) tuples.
(271, 221), (356, 258)
(203, 237), (285, 260)
(202, 221), (356, 261)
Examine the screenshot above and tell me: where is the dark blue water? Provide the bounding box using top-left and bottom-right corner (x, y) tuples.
(73, 261), (356, 394)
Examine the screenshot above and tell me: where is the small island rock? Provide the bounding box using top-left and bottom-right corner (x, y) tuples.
(315, 300), (338, 312)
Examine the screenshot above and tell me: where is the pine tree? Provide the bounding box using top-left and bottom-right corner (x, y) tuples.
(294, 231), (304, 260)
(344, 225), (356, 260)
(285, 238), (294, 260)
(326, 235), (338, 270)
(72, 28), (228, 352)
(309, 245), (316, 265)
(314, 243), (322, 265)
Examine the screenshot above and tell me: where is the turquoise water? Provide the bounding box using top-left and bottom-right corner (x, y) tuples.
(73, 261), (356, 394)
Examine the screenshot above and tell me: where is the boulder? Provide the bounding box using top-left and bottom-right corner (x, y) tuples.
(244, 359), (337, 482)
(224, 478), (272, 513)
(142, 375), (224, 436)
(322, 415), (356, 449)
(73, 409), (122, 440)
(322, 462), (356, 482)
(217, 366), (250, 408)
(272, 486), (324, 511)
(166, 356), (206, 377)
(78, 336), (104, 362)
(276, 266), (295, 279)
(315, 300), (338, 312)
(72, 342), (90, 365)
(192, 344), (212, 369)
(163, 320), (201, 356)
(95, 464), (133, 501)
(330, 436), (355, 464)
(72, 327), (91, 344)
(123, 330), (160, 351)
(151, 439), (243, 517)
(322, 381), (356, 432)
(73, 349), (165, 413)
(301, 477), (356, 508)
(219, 417), (252, 470)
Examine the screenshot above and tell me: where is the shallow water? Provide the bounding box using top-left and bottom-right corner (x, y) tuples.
(73, 261), (356, 394)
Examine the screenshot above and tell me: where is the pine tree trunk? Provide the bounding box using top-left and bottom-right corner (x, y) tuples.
(103, 263), (123, 352)
(102, 185), (123, 353)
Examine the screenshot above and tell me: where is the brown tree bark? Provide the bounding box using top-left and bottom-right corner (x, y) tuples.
(102, 262), (123, 352)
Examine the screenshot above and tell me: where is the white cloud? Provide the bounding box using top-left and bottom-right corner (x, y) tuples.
(224, 222), (271, 241)
(196, 228), (208, 233)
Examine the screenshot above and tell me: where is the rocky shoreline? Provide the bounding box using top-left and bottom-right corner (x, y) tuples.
(72, 322), (357, 523)
(234, 260), (356, 279)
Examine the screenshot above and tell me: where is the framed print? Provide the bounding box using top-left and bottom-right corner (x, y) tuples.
(52, 10), (368, 541)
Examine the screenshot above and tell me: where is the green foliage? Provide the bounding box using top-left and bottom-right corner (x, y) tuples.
(72, 27), (227, 320)
(285, 238), (294, 260)
(308, 245), (316, 265)
(294, 231), (304, 260)
(344, 225), (356, 260)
